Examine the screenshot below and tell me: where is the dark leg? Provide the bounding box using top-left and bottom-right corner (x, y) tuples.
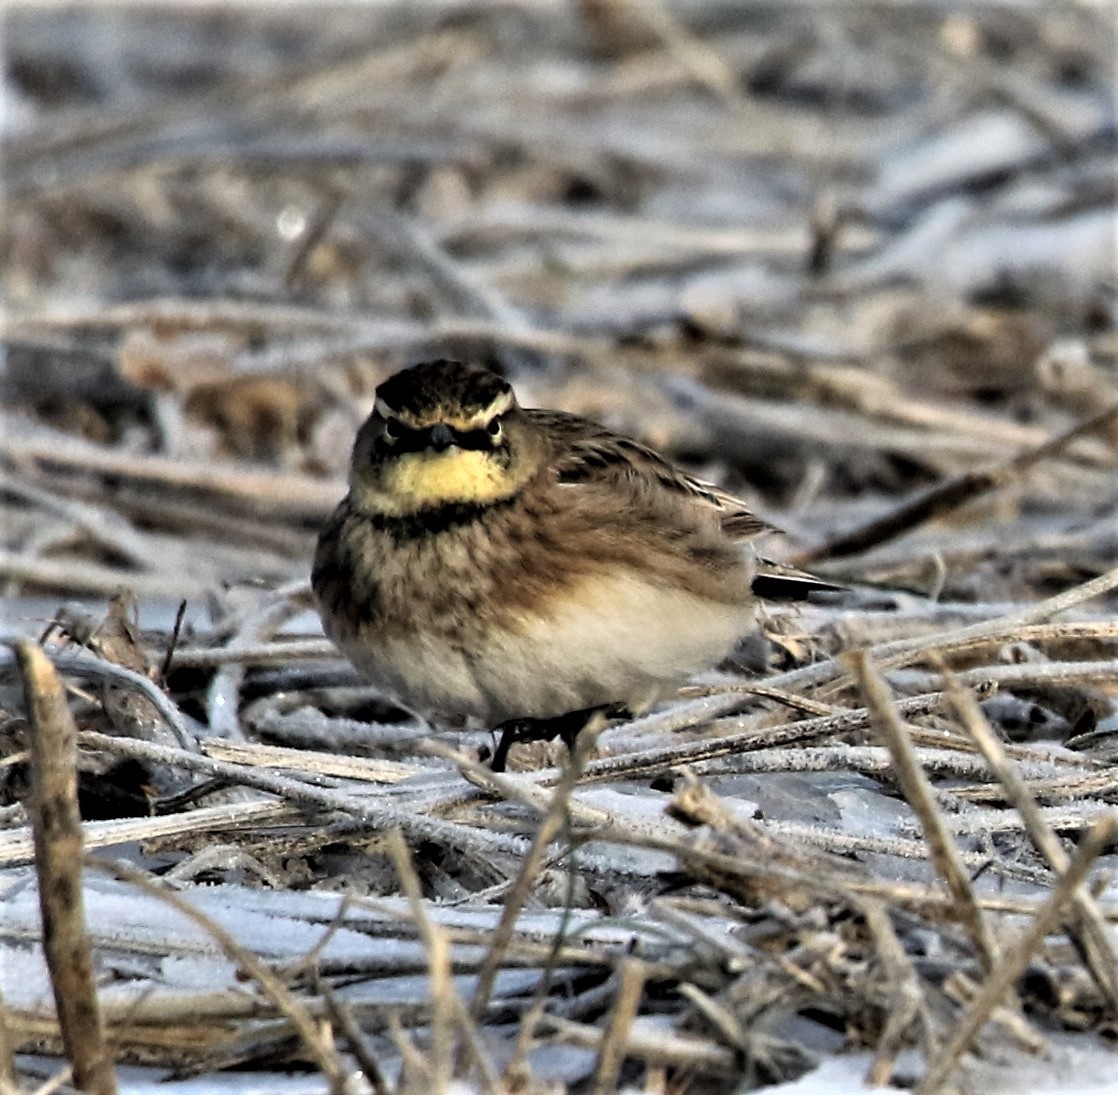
(489, 704), (629, 772)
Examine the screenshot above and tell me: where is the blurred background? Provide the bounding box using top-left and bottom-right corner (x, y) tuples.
(2, 1), (1116, 622)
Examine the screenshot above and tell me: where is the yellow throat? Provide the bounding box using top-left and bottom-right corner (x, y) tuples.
(365, 448), (511, 514)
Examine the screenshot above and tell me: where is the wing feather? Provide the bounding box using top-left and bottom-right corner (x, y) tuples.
(526, 408), (775, 542)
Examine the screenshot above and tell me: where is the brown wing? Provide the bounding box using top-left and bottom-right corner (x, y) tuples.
(525, 407), (775, 543)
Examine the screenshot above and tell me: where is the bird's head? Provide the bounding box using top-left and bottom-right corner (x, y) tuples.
(348, 359), (544, 515)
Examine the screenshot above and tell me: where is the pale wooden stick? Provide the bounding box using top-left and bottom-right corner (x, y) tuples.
(15, 641), (117, 1095)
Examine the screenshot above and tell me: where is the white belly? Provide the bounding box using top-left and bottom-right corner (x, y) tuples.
(335, 570), (754, 724)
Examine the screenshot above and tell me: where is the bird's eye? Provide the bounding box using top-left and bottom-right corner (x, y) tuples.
(487, 417), (503, 440)
(383, 418), (401, 442)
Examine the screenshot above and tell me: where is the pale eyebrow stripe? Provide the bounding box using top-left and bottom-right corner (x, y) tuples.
(454, 389), (515, 429)
(483, 389), (515, 419)
(374, 388), (513, 427)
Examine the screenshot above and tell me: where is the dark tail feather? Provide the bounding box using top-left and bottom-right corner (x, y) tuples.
(751, 558), (845, 602)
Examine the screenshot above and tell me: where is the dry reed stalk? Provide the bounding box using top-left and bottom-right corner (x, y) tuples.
(321, 985), (389, 1095)
(543, 1014), (739, 1076)
(86, 857), (353, 1095)
(0, 433), (340, 520)
(0, 798), (296, 869)
(916, 816), (1118, 1095)
(0, 986), (17, 1095)
(677, 981), (750, 1057)
(762, 563), (1118, 699)
(24, 1065), (73, 1095)
(0, 553), (209, 601)
(165, 639), (336, 668)
(845, 649), (1001, 974)
(467, 714), (605, 1025)
(859, 899), (929, 1086)
(385, 831), (501, 1095)
(600, 824), (1095, 920)
(939, 659), (1118, 1014)
(78, 730), (531, 860)
(590, 958), (649, 1095)
(206, 594), (305, 739)
(384, 1010), (432, 1093)
(0, 644), (196, 750)
(796, 402), (1118, 565)
(15, 640), (117, 1095)
(203, 739), (413, 782)
(567, 692), (945, 786)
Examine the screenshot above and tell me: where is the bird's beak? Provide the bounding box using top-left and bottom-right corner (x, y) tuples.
(429, 423), (455, 452)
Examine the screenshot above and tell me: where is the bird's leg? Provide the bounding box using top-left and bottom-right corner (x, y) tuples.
(489, 716), (559, 773)
(489, 704), (629, 772)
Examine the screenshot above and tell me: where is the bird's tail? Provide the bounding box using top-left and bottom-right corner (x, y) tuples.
(751, 557), (845, 601)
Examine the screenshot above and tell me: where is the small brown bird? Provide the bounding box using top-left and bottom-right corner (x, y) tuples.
(313, 360), (835, 769)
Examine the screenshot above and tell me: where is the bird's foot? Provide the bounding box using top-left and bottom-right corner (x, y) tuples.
(489, 703), (629, 771)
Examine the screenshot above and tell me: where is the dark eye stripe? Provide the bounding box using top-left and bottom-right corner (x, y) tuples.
(385, 426), (433, 455)
(453, 428), (497, 451)
(379, 423), (499, 454)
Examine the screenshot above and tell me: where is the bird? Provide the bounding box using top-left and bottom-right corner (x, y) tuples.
(312, 359), (838, 770)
